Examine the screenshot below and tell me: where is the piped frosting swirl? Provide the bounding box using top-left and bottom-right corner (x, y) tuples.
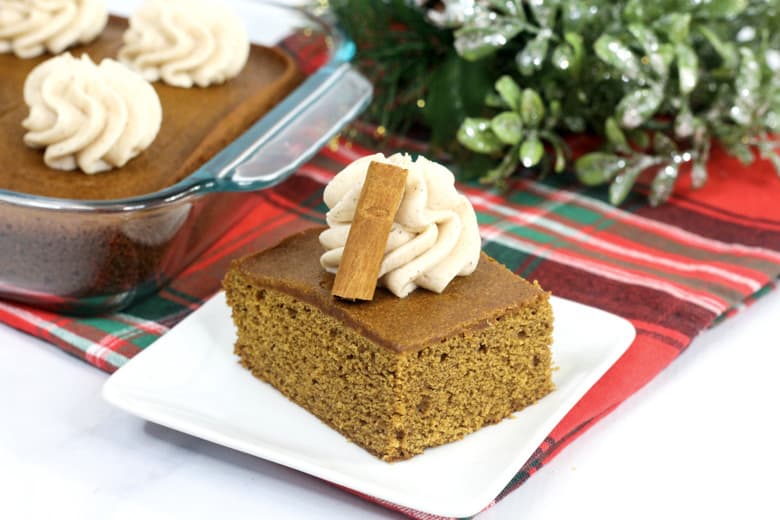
(22, 53), (162, 174)
(320, 153), (482, 298)
(0, 0), (107, 59)
(118, 0), (250, 88)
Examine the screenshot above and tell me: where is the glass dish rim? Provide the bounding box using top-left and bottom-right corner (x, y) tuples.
(0, 1), (355, 214)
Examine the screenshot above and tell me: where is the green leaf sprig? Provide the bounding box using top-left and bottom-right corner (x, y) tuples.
(332, 0), (780, 206)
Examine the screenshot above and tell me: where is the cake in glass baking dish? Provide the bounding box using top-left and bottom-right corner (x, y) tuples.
(0, 5), (300, 200)
(0, 1), (306, 313)
(224, 154), (554, 461)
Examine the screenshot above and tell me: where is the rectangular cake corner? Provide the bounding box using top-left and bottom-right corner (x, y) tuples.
(224, 229), (556, 461)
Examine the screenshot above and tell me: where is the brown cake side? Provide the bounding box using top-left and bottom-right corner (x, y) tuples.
(0, 16), (301, 200)
(224, 227), (554, 461)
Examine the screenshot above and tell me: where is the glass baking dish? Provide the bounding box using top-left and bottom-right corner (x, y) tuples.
(0, 0), (372, 315)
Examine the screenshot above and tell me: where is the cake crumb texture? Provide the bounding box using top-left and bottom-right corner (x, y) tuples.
(224, 228), (554, 461)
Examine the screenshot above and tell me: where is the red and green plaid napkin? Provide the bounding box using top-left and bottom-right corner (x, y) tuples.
(1, 136), (779, 519)
(3, 31), (780, 520)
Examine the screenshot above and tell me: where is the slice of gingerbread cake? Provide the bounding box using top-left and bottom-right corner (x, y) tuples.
(224, 153), (554, 461)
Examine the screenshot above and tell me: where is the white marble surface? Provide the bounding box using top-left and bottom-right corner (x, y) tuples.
(1, 288), (779, 520)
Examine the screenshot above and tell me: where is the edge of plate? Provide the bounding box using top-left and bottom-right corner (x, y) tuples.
(453, 296), (636, 516)
(102, 293), (636, 517)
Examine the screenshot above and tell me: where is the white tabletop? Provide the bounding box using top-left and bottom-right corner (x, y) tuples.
(3, 1), (779, 517)
(1, 288), (778, 520)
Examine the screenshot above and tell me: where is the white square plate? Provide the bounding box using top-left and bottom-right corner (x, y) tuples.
(102, 292), (635, 517)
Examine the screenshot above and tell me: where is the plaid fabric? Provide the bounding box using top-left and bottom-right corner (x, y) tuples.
(3, 32), (780, 518)
(2, 137), (779, 518)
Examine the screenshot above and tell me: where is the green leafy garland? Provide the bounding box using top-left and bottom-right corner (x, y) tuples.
(329, 0), (780, 205)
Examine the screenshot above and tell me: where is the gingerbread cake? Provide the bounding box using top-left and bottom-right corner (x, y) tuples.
(224, 227), (554, 461)
(0, 16), (300, 200)
(0, 12), (303, 312)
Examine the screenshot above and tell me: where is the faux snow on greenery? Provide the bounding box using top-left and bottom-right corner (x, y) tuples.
(331, 0), (780, 205)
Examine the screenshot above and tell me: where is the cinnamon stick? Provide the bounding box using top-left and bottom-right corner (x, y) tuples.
(332, 161), (408, 301)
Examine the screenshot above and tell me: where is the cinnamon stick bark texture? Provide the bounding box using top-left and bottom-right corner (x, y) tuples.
(331, 161), (408, 301)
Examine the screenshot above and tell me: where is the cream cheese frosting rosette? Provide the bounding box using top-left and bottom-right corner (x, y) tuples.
(0, 0), (107, 58)
(22, 53), (162, 174)
(320, 153), (482, 298)
(118, 0), (250, 88)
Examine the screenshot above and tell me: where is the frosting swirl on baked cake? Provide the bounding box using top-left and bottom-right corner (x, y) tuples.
(117, 0), (250, 88)
(320, 153), (482, 298)
(0, 0), (107, 58)
(22, 53), (162, 174)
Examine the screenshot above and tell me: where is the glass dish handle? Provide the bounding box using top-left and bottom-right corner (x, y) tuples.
(194, 63), (372, 193)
